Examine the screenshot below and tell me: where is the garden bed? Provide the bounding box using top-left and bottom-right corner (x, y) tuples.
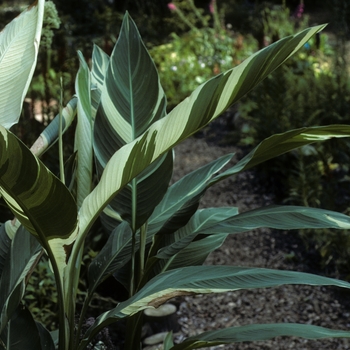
(166, 136), (350, 350)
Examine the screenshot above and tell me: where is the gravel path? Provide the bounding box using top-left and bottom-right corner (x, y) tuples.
(171, 137), (350, 350)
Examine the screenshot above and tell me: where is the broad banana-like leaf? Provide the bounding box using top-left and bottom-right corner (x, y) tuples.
(30, 97), (77, 157)
(100, 151), (173, 231)
(0, 306), (55, 350)
(0, 0), (44, 129)
(93, 13), (172, 230)
(219, 124), (350, 178)
(0, 126), (78, 278)
(170, 323), (350, 350)
(0, 226), (41, 333)
(157, 205), (350, 259)
(148, 153), (234, 236)
(79, 265), (350, 348)
(74, 51), (93, 207)
(87, 221), (132, 296)
(91, 44), (109, 119)
(165, 234), (227, 271)
(0, 221), (16, 278)
(77, 24), (328, 242)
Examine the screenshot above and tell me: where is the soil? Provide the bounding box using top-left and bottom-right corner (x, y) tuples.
(165, 133), (350, 350)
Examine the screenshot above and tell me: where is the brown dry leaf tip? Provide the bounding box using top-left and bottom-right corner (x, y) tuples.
(63, 242), (75, 263)
(28, 0), (39, 10)
(148, 291), (196, 308)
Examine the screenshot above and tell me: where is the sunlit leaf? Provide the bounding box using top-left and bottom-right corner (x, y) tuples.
(0, 126), (78, 277)
(93, 13), (172, 230)
(78, 25), (327, 242)
(74, 51), (93, 207)
(0, 0), (45, 128)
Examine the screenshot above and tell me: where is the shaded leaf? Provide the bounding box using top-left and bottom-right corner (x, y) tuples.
(74, 51), (93, 207)
(0, 226), (41, 333)
(170, 323), (350, 349)
(0, 306), (54, 350)
(87, 221), (132, 294)
(78, 265), (350, 347)
(158, 205), (350, 259)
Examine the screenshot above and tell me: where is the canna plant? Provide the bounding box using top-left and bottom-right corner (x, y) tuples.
(2, 2), (350, 349)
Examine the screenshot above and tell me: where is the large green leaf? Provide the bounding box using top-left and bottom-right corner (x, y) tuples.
(157, 205), (350, 259)
(74, 51), (93, 207)
(0, 226), (41, 333)
(77, 25), (327, 242)
(87, 221), (132, 296)
(0, 126), (78, 277)
(0, 221), (15, 278)
(94, 13), (172, 230)
(0, 306), (55, 350)
(219, 124), (350, 178)
(78, 265), (350, 348)
(0, 0), (44, 129)
(148, 153), (234, 236)
(170, 323), (350, 349)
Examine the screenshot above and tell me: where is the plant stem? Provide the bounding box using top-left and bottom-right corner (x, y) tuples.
(124, 313), (143, 350)
(188, 0), (208, 27)
(46, 248), (68, 350)
(130, 177), (138, 297)
(130, 229), (136, 297)
(59, 76), (65, 184)
(139, 222), (147, 281)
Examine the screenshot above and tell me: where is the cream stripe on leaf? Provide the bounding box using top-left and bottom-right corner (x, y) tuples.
(78, 24), (330, 239)
(79, 265), (350, 348)
(0, 0), (44, 129)
(0, 126), (78, 277)
(93, 14), (172, 230)
(74, 51), (93, 207)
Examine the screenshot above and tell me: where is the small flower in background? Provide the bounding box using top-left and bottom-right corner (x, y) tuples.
(294, 3), (304, 19)
(168, 2), (177, 11)
(209, 0), (216, 14)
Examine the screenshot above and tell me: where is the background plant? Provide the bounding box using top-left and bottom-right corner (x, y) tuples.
(150, 0), (258, 109)
(235, 8), (350, 273)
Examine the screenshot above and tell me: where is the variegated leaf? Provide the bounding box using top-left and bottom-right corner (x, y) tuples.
(91, 44), (109, 120)
(77, 25), (330, 241)
(0, 126), (78, 277)
(74, 51), (93, 207)
(30, 97), (77, 157)
(78, 265), (350, 348)
(93, 14), (172, 230)
(0, 226), (41, 334)
(170, 324), (350, 349)
(0, 0), (44, 128)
